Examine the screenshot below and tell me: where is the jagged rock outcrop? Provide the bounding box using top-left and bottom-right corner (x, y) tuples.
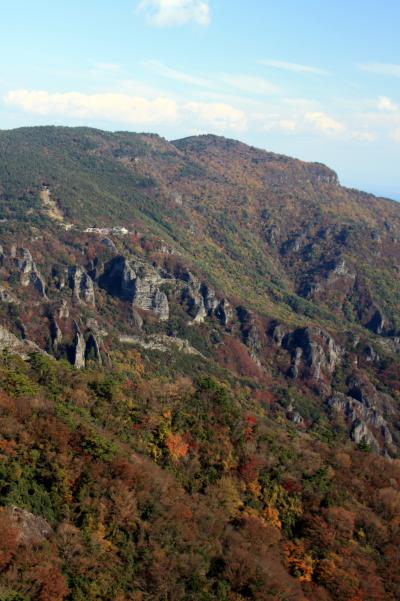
(132, 271), (169, 321)
(87, 257), (104, 281)
(6, 506), (53, 545)
(298, 258), (356, 300)
(180, 273), (231, 326)
(237, 307), (262, 362)
(85, 332), (102, 365)
(69, 266), (95, 306)
(284, 327), (341, 382)
(131, 308), (144, 330)
(327, 390), (394, 454)
(15, 248), (47, 298)
(57, 300), (69, 319)
(99, 256), (136, 299)
(215, 298), (233, 326)
(70, 322), (102, 368)
(119, 334), (204, 357)
(100, 237), (118, 253)
(269, 322), (288, 347)
(0, 325), (46, 359)
(181, 272), (208, 324)
(286, 403), (305, 426)
(16, 248), (34, 287)
(51, 265), (67, 290)
(288, 347), (303, 379)
(99, 256), (169, 320)
(71, 323), (86, 369)
(201, 283), (219, 314)
(86, 318), (107, 338)
(49, 317), (62, 353)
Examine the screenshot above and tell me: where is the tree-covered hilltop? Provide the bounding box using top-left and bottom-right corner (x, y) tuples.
(1, 126), (400, 599)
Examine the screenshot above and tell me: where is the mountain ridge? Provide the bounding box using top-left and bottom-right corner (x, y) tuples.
(1, 125), (400, 600)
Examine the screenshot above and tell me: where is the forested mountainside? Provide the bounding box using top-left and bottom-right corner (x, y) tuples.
(0, 126), (400, 601)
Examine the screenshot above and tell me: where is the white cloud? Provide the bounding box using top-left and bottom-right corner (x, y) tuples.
(4, 89), (247, 132)
(137, 0), (210, 26)
(144, 60), (216, 88)
(359, 62), (400, 77)
(259, 59), (328, 75)
(305, 111), (345, 135)
(378, 96), (398, 111)
(4, 89), (178, 124)
(185, 101), (247, 130)
(220, 74), (279, 95)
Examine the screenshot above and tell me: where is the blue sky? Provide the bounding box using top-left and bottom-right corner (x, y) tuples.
(1, 0), (399, 198)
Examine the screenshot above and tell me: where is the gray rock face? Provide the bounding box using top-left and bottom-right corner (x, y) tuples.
(215, 298), (232, 326)
(69, 267), (95, 306)
(57, 300), (70, 319)
(100, 256), (169, 320)
(286, 406), (304, 425)
(148, 289), (169, 321)
(237, 307), (262, 362)
(131, 308), (144, 330)
(87, 257), (104, 281)
(181, 272), (208, 324)
(351, 419), (377, 447)
(50, 317), (63, 353)
(7, 506), (52, 545)
(72, 323), (86, 369)
(299, 258), (356, 300)
(16, 248), (34, 286)
(327, 377), (393, 450)
(119, 334), (204, 357)
(289, 347), (303, 379)
(100, 237), (118, 253)
(15, 248), (47, 298)
(100, 257), (152, 302)
(70, 322), (102, 369)
(0, 325), (46, 359)
(180, 273), (231, 326)
(201, 284), (219, 314)
(327, 390), (393, 453)
(131, 266), (169, 321)
(270, 323), (288, 347)
(85, 332), (102, 365)
(284, 327), (341, 381)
